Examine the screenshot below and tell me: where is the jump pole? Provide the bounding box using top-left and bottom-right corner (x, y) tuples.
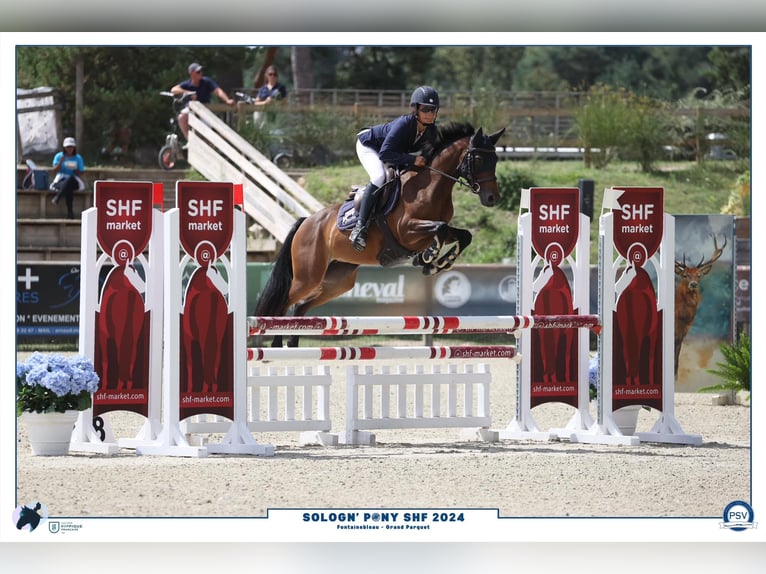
(248, 314), (599, 337)
(71, 181), (165, 454)
(573, 186), (701, 446)
(247, 345), (519, 362)
(497, 187), (594, 442)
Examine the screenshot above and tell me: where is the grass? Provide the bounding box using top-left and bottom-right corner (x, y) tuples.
(301, 157), (750, 264)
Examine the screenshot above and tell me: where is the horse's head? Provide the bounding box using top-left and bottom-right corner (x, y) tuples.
(458, 127), (505, 207)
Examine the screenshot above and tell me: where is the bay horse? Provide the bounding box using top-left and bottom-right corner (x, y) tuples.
(255, 122), (506, 347)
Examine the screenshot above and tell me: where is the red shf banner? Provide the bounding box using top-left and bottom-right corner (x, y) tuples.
(93, 181), (155, 417)
(611, 187), (664, 410)
(612, 187), (664, 261)
(529, 187), (581, 408)
(530, 187), (580, 261)
(177, 181), (235, 421)
(177, 181), (234, 261)
(96, 181), (155, 259)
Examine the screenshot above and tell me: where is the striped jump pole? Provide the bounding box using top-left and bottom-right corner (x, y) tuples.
(247, 345), (519, 362)
(248, 314), (600, 337)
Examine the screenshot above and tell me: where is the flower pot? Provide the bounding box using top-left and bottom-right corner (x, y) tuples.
(612, 405), (642, 436)
(20, 410), (78, 456)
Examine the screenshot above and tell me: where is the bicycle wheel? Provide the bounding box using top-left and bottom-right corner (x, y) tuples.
(158, 145), (177, 170)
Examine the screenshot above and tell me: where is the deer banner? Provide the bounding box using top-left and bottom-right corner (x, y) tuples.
(673, 215), (735, 392)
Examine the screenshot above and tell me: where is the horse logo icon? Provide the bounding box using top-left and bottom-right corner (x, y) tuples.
(13, 502), (49, 533)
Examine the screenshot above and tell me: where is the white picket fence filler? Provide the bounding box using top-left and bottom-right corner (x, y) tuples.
(181, 365), (335, 445)
(339, 363), (493, 445)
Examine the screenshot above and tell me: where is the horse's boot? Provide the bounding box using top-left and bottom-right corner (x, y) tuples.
(349, 182), (380, 251)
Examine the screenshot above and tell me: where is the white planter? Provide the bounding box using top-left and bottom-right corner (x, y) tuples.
(20, 410), (78, 456)
(612, 405), (642, 436)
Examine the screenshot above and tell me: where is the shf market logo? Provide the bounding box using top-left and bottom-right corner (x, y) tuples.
(721, 500), (757, 531)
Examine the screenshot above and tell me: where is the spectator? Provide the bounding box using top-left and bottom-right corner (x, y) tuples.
(254, 65), (287, 106)
(49, 136), (86, 219)
(170, 62), (234, 140)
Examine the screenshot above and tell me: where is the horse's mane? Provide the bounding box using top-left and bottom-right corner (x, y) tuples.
(421, 122), (475, 163)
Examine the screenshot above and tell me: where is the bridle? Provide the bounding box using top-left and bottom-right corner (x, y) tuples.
(427, 136), (498, 194)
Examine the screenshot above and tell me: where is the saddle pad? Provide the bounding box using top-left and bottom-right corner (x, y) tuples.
(336, 183), (400, 231)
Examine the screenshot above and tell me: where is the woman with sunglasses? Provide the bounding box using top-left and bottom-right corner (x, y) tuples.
(170, 62), (234, 140)
(254, 65), (288, 106)
(349, 85), (441, 251)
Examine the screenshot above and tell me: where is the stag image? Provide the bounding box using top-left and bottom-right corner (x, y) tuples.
(674, 235), (727, 376)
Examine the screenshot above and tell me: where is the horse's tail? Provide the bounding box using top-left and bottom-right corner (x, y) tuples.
(255, 217), (306, 317)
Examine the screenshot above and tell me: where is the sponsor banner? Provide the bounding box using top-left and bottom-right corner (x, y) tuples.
(92, 181), (156, 418)
(16, 263), (80, 341)
(610, 187), (665, 410)
(529, 188), (581, 408)
(177, 181), (236, 420)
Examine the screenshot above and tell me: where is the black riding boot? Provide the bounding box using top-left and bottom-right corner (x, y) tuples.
(349, 182), (380, 251)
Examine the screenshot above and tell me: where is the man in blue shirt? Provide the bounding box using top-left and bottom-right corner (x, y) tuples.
(170, 62), (235, 140)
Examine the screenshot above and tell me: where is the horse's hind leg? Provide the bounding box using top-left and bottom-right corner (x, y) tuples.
(287, 261), (360, 347)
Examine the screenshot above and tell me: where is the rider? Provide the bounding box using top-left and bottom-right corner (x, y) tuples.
(349, 85), (440, 252)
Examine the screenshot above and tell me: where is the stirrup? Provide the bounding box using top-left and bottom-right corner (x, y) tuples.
(349, 224), (368, 251)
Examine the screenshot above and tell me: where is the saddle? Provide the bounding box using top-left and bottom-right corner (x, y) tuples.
(336, 168), (416, 266)
(336, 168), (400, 231)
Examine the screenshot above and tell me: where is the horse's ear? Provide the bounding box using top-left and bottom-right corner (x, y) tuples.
(488, 127), (506, 145)
(470, 127), (484, 147)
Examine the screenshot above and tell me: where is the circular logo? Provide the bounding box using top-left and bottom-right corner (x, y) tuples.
(434, 271), (471, 309)
(194, 240), (218, 267)
(370, 512), (381, 522)
(498, 275), (517, 303)
(12, 502), (49, 533)
(112, 240), (136, 266)
(722, 500), (754, 531)
(738, 278), (749, 291)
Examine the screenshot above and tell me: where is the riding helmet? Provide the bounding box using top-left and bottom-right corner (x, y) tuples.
(410, 86), (440, 108)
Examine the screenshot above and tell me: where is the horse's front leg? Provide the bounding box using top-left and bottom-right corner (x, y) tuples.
(433, 227), (472, 272)
(410, 221), (449, 271)
(413, 225), (473, 275)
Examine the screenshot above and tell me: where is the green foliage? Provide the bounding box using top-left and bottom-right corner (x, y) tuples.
(699, 332), (751, 398)
(495, 168), (537, 212)
(572, 84), (631, 168)
(721, 170), (751, 217)
(618, 94), (672, 172)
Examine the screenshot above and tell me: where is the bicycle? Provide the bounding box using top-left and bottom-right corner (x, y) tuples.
(157, 91), (192, 170)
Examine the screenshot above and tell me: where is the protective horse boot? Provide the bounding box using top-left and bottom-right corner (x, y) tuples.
(349, 181), (380, 251)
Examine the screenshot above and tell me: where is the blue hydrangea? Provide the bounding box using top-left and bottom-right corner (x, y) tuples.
(17, 352), (100, 397)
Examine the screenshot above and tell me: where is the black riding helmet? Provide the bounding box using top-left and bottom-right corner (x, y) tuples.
(410, 85), (440, 108)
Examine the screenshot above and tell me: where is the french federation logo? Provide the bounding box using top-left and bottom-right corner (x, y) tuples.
(721, 500), (757, 531)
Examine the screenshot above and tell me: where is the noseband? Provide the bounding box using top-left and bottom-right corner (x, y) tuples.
(457, 143), (498, 193)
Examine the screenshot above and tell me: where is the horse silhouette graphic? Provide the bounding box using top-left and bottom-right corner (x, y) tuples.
(16, 502), (43, 532)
